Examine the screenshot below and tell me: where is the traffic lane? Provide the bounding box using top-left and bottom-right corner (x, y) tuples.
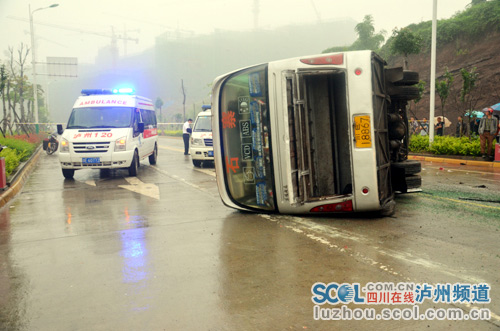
(155, 138), (500, 326)
(0, 142), (497, 329)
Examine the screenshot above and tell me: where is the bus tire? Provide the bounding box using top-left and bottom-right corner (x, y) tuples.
(192, 160), (202, 167)
(389, 86), (420, 101)
(129, 151), (139, 176)
(393, 71), (419, 86)
(379, 199), (396, 217)
(149, 144), (158, 165)
(405, 174), (422, 189)
(62, 169), (74, 179)
(391, 160), (421, 175)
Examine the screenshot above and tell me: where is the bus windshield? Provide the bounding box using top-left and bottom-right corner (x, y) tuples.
(67, 107), (134, 129)
(194, 115), (212, 132)
(219, 64), (275, 211)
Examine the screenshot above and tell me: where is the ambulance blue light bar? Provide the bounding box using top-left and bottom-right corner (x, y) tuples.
(81, 88), (135, 96)
(112, 88), (134, 94)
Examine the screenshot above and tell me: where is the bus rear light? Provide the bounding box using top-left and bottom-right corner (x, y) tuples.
(310, 200), (353, 213)
(355, 68), (362, 75)
(300, 53), (343, 65)
(362, 187), (369, 194)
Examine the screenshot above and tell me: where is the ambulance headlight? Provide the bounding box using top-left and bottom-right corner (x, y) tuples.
(115, 136), (127, 151)
(191, 138), (203, 146)
(60, 138), (69, 153)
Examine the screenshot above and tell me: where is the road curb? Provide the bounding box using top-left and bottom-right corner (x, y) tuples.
(0, 146), (42, 208)
(408, 155), (500, 168)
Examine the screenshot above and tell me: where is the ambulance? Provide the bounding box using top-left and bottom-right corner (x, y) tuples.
(57, 88), (158, 179)
(190, 105), (213, 167)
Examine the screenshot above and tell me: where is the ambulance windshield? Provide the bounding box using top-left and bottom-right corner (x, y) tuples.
(67, 107), (134, 129)
(194, 115), (212, 132)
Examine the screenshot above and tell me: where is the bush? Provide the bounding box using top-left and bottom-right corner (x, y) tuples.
(409, 135), (488, 156)
(163, 130), (183, 137)
(0, 148), (24, 177)
(0, 136), (37, 161)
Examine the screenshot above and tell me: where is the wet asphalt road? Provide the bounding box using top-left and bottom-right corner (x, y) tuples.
(0, 136), (499, 330)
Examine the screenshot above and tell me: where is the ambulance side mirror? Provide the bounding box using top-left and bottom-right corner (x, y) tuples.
(137, 122), (145, 133)
(57, 124), (64, 135)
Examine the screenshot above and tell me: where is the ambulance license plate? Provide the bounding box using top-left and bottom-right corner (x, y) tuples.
(354, 115), (372, 148)
(82, 157), (100, 164)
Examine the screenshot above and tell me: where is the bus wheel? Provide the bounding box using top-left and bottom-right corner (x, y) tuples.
(62, 169), (74, 179)
(392, 160), (421, 175)
(389, 86), (420, 101)
(405, 175), (422, 189)
(192, 160), (202, 167)
(393, 71), (419, 86)
(379, 199), (396, 217)
(149, 144), (158, 165)
(129, 151), (139, 176)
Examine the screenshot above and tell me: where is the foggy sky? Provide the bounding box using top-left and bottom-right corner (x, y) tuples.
(1, 0), (471, 65)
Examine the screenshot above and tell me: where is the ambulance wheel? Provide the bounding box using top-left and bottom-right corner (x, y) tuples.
(129, 151), (139, 176)
(62, 169), (74, 179)
(192, 160), (202, 167)
(149, 144), (158, 165)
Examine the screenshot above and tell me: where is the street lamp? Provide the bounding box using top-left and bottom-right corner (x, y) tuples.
(29, 3), (59, 132)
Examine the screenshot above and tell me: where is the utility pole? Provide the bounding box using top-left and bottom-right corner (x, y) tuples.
(181, 79), (186, 122)
(429, 0), (437, 145)
(29, 3), (59, 133)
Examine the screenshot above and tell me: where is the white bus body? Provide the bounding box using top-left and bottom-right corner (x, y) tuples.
(211, 51), (421, 215)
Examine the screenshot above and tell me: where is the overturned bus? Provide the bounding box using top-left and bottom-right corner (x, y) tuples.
(211, 50), (421, 215)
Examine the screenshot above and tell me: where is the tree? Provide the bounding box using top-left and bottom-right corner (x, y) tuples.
(459, 67), (481, 136)
(155, 97), (164, 122)
(389, 28), (423, 69)
(350, 15), (386, 51)
(435, 68), (454, 118)
(323, 14), (385, 53)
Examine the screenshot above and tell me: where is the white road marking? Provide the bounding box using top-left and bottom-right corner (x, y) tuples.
(118, 177), (160, 200)
(193, 168), (216, 177)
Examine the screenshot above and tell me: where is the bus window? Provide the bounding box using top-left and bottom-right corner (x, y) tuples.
(219, 65), (275, 211)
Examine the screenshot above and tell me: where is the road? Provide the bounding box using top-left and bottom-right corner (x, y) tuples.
(1, 136), (499, 330)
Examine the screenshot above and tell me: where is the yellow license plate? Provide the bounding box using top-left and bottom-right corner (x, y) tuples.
(354, 115), (372, 148)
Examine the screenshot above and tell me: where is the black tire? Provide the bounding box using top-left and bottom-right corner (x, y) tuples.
(62, 169), (74, 179)
(149, 144), (158, 165)
(389, 86), (420, 100)
(405, 174), (422, 189)
(192, 159), (202, 167)
(129, 151), (139, 176)
(46, 142), (57, 155)
(392, 160), (421, 175)
(393, 71), (419, 86)
(379, 199), (396, 217)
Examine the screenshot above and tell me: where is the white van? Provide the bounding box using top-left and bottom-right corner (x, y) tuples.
(190, 105), (213, 167)
(57, 88), (158, 179)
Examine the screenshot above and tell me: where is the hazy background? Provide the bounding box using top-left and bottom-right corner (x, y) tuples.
(0, 0), (472, 122)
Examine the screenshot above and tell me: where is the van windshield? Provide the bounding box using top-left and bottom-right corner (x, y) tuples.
(194, 115), (212, 132)
(67, 107), (134, 129)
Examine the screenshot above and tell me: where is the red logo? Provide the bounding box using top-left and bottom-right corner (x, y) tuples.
(226, 156), (239, 173)
(222, 111), (236, 129)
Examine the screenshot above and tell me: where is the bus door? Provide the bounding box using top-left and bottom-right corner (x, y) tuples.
(283, 68), (353, 207)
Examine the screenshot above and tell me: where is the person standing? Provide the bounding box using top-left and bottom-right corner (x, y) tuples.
(478, 108), (498, 161)
(419, 118), (429, 136)
(435, 117), (444, 136)
(183, 119), (193, 155)
(409, 117), (418, 135)
(455, 116), (466, 137)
